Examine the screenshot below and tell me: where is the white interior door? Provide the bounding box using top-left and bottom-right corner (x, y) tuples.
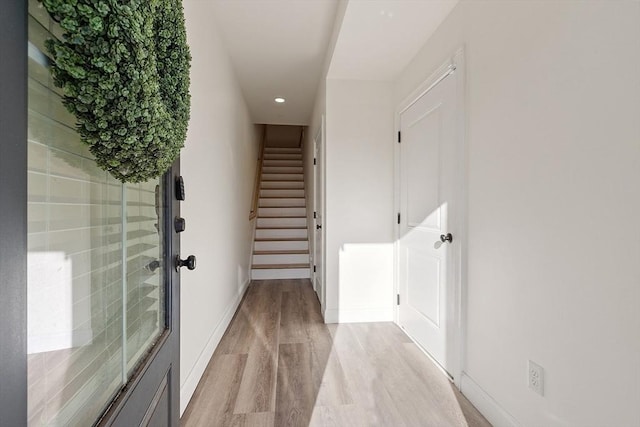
(398, 70), (459, 374)
(313, 117), (325, 311)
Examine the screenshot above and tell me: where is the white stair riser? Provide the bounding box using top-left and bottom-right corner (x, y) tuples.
(257, 217), (307, 228)
(261, 189), (304, 198)
(264, 148), (301, 154)
(252, 268), (310, 280)
(256, 228), (307, 239)
(253, 254), (309, 264)
(263, 160), (302, 167)
(262, 173), (303, 181)
(262, 166), (303, 174)
(263, 153), (302, 160)
(259, 207), (306, 217)
(254, 240), (308, 251)
(259, 198), (305, 207)
(261, 181), (304, 189)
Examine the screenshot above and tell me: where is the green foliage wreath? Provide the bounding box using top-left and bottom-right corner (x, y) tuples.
(41, 0), (191, 182)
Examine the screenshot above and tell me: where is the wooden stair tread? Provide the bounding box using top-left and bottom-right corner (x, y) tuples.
(254, 237), (308, 242)
(256, 226), (306, 230)
(261, 179), (304, 182)
(261, 171), (303, 175)
(253, 250), (309, 255)
(252, 263), (309, 270)
(260, 196), (304, 199)
(260, 187), (304, 190)
(258, 215), (306, 219)
(259, 208), (305, 211)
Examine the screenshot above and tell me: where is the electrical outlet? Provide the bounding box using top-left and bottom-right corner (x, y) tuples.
(528, 360), (544, 396)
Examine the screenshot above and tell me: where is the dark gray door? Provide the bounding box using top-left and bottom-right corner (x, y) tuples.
(103, 165), (182, 427)
(1, 1), (182, 425)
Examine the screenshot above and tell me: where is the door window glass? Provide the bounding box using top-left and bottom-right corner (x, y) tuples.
(27, 2), (166, 425)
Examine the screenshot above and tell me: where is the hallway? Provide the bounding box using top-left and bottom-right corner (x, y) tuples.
(181, 280), (490, 426)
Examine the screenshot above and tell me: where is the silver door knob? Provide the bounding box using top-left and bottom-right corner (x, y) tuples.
(440, 233), (453, 243)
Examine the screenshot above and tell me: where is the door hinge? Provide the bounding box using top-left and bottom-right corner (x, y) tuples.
(397, 212), (401, 224)
(313, 265), (316, 273)
(397, 131), (401, 143)
(313, 211), (317, 219)
(397, 294), (400, 305)
(313, 158), (317, 165)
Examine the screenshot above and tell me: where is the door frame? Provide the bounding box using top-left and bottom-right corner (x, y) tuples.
(0, 0), (28, 423)
(1, 2), (181, 423)
(393, 48), (467, 388)
(312, 115), (326, 314)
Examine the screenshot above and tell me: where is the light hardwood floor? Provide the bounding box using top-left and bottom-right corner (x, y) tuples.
(181, 280), (491, 427)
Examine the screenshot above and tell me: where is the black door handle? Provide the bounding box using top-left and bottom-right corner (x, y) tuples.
(176, 255), (196, 271)
(440, 233), (453, 243)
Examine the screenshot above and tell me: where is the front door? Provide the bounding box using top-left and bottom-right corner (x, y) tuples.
(398, 67), (460, 374)
(313, 117), (325, 312)
(0, 2), (183, 425)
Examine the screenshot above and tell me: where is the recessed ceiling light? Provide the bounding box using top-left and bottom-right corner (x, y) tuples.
(274, 97), (285, 103)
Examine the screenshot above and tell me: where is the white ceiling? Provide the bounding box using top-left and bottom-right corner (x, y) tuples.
(210, 0), (458, 125)
(328, 0), (459, 80)
(211, 0), (339, 126)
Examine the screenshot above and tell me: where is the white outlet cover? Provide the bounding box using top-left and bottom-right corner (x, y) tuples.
(528, 360), (544, 396)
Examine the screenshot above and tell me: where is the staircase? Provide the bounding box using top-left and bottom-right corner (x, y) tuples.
(251, 147), (311, 280)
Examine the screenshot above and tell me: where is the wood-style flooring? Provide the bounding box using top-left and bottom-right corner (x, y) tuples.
(181, 280), (491, 427)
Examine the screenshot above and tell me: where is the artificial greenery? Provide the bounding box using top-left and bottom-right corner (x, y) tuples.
(41, 0), (191, 182)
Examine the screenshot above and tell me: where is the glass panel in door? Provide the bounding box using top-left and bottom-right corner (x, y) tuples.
(27, 1), (167, 425)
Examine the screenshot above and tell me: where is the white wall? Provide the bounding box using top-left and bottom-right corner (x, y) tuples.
(264, 125), (302, 147)
(180, 0), (259, 415)
(394, 1), (640, 425)
(324, 79), (395, 323)
(304, 0), (349, 318)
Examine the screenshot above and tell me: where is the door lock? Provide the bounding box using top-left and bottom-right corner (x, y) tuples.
(316, 224), (322, 230)
(440, 233), (453, 243)
(174, 217), (186, 233)
(176, 255), (196, 271)
(175, 176), (186, 201)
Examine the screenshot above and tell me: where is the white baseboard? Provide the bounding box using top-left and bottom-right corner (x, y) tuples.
(323, 307), (393, 324)
(324, 308), (339, 323)
(460, 372), (521, 427)
(179, 278), (250, 416)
